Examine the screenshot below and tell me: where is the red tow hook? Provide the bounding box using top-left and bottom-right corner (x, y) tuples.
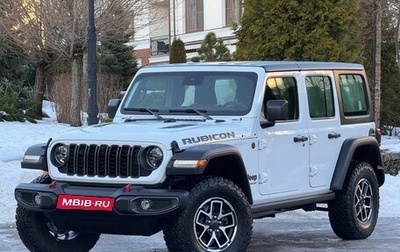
(123, 184), (132, 192)
(49, 181), (57, 189)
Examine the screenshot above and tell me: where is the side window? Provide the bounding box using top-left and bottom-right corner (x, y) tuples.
(264, 77), (299, 120)
(339, 74), (369, 116)
(306, 76), (334, 118)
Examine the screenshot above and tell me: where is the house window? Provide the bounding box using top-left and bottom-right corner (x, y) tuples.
(225, 0), (242, 26)
(186, 0), (204, 32)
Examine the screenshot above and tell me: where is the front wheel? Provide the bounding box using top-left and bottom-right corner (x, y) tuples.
(163, 177), (253, 252)
(16, 175), (100, 252)
(328, 162), (379, 240)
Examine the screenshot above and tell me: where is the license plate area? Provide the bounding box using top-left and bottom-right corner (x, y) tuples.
(56, 194), (114, 211)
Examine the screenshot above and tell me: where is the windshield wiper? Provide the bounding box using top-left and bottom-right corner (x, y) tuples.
(124, 108), (164, 120)
(169, 109), (214, 120)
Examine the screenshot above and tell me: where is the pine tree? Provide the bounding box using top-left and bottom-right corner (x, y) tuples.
(169, 39), (187, 63)
(235, 0), (362, 62)
(360, 0), (400, 130)
(194, 32), (231, 62)
(377, 2), (400, 130)
(215, 38), (231, 61)
(98, 31), (138, 90)
(0, 38), (35, 90)
(0, 39), (36, 122)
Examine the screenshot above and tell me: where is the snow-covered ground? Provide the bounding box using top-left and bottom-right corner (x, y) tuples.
(1, 104), (400, 224)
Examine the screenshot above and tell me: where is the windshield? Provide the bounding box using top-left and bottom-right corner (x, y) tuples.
(121, 71), (257, 116)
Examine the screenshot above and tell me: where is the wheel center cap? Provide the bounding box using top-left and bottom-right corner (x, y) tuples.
(210, 220), (219, 230)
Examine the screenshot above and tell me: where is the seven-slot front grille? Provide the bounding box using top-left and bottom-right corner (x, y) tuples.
(60, 144), (151, 178)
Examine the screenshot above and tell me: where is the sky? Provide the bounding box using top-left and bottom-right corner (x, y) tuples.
(1, 102), (399, 224)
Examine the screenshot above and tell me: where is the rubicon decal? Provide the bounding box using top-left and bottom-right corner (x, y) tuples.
(182, 132), (235, 145)
(56, 195), (114, 211)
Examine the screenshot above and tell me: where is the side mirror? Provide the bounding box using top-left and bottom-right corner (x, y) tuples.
(266, 100), (288, 121)
(108, 99), (121, 119)
(261, 100), (288, 129)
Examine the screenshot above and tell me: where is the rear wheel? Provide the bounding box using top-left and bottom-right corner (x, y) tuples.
(328, 162), (379, 240)
(16, 175), (100, 252)
(163, 177), (252, 252)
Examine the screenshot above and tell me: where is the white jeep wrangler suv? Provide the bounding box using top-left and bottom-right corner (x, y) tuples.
(15, 61), (384, 252)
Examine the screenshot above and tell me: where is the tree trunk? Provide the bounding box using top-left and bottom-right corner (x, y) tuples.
(372, 0), (382, 128)
(32, 64), (46, 118)
(396, 7), (400, 73)
(70, 55), (83, 127)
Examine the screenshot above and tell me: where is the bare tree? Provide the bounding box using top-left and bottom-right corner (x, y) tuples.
(0, 0), (162, 124)
(0, 1), (62, 117)
(372, 0), (382, 127)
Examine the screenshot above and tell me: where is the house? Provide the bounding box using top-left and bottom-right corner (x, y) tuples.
(129, 0), (243, 66)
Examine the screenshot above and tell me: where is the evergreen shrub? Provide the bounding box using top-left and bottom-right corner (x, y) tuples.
(0, 78), (36, 123)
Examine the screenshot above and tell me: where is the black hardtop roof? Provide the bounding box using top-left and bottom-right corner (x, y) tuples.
(144, 61), (364, 72)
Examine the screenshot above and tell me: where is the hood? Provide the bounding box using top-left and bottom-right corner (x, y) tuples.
(52, 119), (254, 149)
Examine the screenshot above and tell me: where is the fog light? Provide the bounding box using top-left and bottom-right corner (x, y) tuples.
(34, 193), (42, 205)
(140, 199), (152, 211)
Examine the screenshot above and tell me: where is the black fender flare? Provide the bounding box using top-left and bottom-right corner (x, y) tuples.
(330, 136), (384, 191)
(166, 144), (252, 201)
(167, 144), (244, 175)
(20, 143), (48, 170)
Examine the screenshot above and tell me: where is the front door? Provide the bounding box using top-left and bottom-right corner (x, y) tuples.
(258, 73), (309, 197)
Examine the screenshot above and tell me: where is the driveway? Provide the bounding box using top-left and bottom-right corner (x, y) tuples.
(2, 217), (399, 251)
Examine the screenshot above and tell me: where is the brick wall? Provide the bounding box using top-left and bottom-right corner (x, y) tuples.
(133, 49), (150, 66)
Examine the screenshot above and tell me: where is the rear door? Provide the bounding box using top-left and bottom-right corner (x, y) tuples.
(303, 71), (342, 189)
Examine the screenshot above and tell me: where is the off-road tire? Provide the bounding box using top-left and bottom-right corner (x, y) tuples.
(328, 162), (379, 240)
(16, 175), (100, 252)
(163, 177), (252, 252)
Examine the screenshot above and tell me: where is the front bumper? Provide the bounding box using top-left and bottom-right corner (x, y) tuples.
(15, 182), (189, 235)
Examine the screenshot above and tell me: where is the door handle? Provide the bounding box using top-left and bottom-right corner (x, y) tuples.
(293, 136), (308, 143)
(328, 132), (341, 139)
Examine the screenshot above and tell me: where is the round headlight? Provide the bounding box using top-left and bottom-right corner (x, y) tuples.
(145, 146), (163, 169)
(54, 144), (69, 166)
